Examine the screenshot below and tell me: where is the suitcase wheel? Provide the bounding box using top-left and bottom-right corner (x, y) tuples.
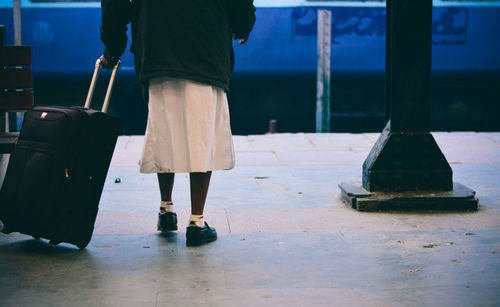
(77, 243), (88, 250)
(49, 240), (61, 246)
(1, 224), (12, 234)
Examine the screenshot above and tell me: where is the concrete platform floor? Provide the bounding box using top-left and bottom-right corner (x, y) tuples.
(1, 132), (500, 307)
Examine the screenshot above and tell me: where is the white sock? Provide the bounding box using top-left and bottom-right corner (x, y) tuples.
(160, 201), (174, 214)
(189, 214), (204, 227)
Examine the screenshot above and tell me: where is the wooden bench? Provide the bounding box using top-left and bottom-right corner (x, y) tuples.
(0, 45), (34, 153)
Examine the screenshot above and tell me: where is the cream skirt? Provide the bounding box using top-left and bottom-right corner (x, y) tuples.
(139, 77), (235, 173)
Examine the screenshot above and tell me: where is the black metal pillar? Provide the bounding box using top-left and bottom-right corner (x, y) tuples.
(339, 0), (478, 211)
(364, 0), (452, 192)
(0, 25), (4, 45)
(0, 25), (5, 134)
(389, 0), (432, 133)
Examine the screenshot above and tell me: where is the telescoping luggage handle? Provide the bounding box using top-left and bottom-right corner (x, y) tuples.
(84, 58), (120, 113)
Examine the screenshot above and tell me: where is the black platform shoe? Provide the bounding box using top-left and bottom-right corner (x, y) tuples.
(186, 222), (217, 246)
(157, 212), (178, 232)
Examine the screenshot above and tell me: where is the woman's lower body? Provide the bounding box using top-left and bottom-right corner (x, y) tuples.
(139, 77), (235, 246)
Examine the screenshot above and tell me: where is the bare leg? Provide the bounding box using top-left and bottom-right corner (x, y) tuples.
(157, 173), (175, 202)
(157, 173), (177, 232)
(190, 171), (212, 215)
(186, 171), (217, 245)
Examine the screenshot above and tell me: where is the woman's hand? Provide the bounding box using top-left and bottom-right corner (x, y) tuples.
(100, 54), (118, 69)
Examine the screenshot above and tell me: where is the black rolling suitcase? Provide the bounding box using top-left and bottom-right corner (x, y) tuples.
(0, 59), (120, 249)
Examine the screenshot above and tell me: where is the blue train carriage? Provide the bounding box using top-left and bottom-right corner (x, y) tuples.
(0, 0), (499, 134)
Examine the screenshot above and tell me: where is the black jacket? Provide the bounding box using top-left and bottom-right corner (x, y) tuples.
(101, 0), (256, 92)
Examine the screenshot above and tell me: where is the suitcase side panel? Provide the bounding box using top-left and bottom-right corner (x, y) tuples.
(53, 111), (120, 247)
(0, 107), (83, 237)
(0, 147), (62, 236)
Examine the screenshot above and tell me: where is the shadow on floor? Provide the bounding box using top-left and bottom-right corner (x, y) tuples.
(0, 238), (84, 255)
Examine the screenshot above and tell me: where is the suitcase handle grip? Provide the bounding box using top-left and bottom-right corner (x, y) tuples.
(84, 58), (120, 113)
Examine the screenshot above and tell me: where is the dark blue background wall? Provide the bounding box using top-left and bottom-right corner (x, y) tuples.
(1, 2), (499, 134)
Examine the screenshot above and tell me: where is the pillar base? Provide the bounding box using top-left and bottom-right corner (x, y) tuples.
(339, 182), (478, 212)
